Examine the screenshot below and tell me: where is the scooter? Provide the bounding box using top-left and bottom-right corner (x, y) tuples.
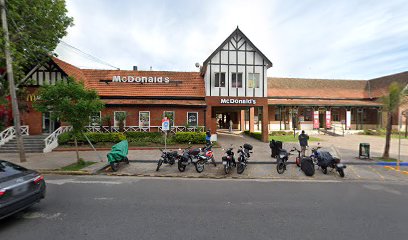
(195, 144), (217, 173)
(177, 144), (201, 172)
(222, 146), (235, 174)
(237, 143), (253, 174)
(156, 149), (180, 171)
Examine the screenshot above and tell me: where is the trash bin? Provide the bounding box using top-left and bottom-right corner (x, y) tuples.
(359, 143), (370, 159)
(270, 140), (283, 158)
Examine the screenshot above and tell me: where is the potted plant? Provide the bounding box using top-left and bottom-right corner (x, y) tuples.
(115, 112), (127, 132)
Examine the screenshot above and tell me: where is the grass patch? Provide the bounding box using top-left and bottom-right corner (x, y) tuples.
(269, 135), (321, 143)
(61, 160), (96, 171)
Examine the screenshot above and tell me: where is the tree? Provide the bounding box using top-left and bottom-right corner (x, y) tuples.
(380, 82), (407, 159)
(33, 79), (104, 163)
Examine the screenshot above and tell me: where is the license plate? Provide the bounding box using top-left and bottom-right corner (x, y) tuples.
(13, 184), (29, 196)
(337, 164), (344, 168)
(222, 161), (227, 165)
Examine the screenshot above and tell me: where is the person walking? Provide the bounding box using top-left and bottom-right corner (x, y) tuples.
(205, 130), (212, 146)
(229, 120), (233, 132)
(298, 130), (309, 157)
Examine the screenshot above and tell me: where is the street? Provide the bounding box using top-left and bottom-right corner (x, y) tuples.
(1, 175), (407, 240)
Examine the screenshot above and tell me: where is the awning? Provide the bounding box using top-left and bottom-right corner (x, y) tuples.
(268, 99), (382, 107)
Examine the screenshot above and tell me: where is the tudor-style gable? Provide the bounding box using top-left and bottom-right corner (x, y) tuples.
(202, 27), (272, 98)
(21, 59), (69, 86)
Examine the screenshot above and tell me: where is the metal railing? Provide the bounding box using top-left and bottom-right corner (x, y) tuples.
(43, 126), (73, 153)
(84, 125), (205, 133)
(0, 125), (29, 146)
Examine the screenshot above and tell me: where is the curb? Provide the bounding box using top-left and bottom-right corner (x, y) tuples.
(37, 170), (93, 175)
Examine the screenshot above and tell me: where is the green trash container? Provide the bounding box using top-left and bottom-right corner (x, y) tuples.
(359, 143), (370, 159)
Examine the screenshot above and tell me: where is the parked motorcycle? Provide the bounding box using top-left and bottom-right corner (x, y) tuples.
(237, 144), (253, 174)
(276, 147), (295, 174)
(177, 144), (201, 172)
(222, 146), (236, 174)
(195, 144), (217, 173)
(107, 140), (130, 172)
(156, 149), (180, 171)
(314, 150), (346, 177)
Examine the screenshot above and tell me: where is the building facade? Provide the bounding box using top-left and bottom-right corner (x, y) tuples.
(7, 27), (408, 143)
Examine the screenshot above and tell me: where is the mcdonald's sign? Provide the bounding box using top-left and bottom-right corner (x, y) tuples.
(26, 94), (39, 102)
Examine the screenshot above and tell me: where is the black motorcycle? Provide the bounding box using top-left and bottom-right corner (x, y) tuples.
(315, 150), (346, 177)
(237, 144), (253, 174)
(156, 149), (179, 171)
(177, 145), (201, 172)
(222, 147), (235, 174)
(276, 147), (295, 174)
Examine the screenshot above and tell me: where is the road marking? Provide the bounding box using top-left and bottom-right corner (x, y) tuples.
(94, 197), (114, 200)
(348, 166), (361, 178)
(383, 166), (408, 175)
(21, 212), (62, 220)
(46, 179), (122, 185)
(368, 166), (385, 180)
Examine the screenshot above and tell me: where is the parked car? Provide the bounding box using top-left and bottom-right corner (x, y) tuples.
(0, 160), (46, 220)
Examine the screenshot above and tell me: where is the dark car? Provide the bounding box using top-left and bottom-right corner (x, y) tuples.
(0, 160), (46, 220)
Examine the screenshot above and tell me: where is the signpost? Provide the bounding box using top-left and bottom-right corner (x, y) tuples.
(162, 117), (170, 150)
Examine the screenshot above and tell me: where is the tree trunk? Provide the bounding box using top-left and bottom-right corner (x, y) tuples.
(74, 136), (80, 163)
(382, 112), (393, 159)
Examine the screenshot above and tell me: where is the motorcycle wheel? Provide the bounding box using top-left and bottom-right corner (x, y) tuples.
(338, 168), (345, 178)
(178, 160), (186, 172)
(156, 159), (163, 172)
(224, 162), (231, 174)
(277, 161), (285, 174)
(237, 162), (245, 174)
(296, 157), (301, 167)
(195, 160), (205, 173)
(322, 167), (328, 174)
(124, 157), (129, 164)
(110, 162), (118, 172)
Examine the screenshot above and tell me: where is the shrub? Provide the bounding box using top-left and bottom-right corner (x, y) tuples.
(244, 131), (262, 140)
(270, 131), (290, 136)
(58, 132), (126, 144)
(173, 132), (206, 144)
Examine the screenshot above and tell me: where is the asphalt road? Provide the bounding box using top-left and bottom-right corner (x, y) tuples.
(1, 176), (408, 240)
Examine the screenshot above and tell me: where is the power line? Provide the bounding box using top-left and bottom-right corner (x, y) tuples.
(59, 41), (119, 70)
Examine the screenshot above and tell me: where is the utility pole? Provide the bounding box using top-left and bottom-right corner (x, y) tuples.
(1, 0), (26, 162)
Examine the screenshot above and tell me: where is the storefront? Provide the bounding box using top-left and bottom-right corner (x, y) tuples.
(9, 27), (408, 142)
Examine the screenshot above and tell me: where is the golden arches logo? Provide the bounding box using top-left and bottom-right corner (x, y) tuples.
(26, 94), (39, 102)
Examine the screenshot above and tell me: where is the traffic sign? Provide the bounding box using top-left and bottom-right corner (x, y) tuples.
(162, 118), (170, 131)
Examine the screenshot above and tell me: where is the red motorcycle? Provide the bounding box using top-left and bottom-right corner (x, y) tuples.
(195, 144), (216, 173)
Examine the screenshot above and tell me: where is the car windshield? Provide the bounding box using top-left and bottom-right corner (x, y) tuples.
(0, 161), (28, 179)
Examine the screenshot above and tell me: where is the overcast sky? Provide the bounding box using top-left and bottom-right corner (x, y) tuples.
(54, 0), (408, 80)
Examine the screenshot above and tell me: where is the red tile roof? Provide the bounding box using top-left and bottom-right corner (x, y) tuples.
(53, 57), (205, 98)
(103, 99), (206, 106)
(268, 99), (381, 107)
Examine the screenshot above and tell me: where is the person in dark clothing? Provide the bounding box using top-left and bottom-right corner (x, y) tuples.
(298, 130), (309, 157)
(205, 130), (212, 146)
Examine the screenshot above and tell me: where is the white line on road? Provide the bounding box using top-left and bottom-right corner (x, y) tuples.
(46, 179), (123, 185)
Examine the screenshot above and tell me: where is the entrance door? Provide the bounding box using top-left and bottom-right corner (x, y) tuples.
(42, 112), (60, 133)
(319, 113), (325, 128)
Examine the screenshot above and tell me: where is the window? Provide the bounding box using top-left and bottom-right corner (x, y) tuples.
(114, 111), (126, 127)
(163, 111), (175, 127)
(214, 72), (226, 87)
(274, 108), (281, 121)
(248, 73), (260, 88)
(139, 111), (150, 127)
(231, 73), (243, 88)
(304, 108), (312, 121)
(187, 112), (198, 126)
(89, 112), (101, 126)
(332, 110), (340, 122)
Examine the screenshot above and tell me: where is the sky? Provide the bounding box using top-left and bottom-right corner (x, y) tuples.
(54, 0), (408, 80)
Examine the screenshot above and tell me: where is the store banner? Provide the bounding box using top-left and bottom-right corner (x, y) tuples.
(313, 111), (319, 129)
(326, 111), (331, 129)
(346, 111), (351, 130)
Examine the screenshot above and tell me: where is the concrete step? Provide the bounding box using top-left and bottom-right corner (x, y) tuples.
(0, 149), (43, 153)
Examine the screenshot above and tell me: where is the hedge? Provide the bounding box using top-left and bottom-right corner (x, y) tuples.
(58, 132), (126, 144)
(244, 131), (262, 140)
(125, 132), (163, 144)
(270, 131), (292, 136)
(173, 132), (206, 144)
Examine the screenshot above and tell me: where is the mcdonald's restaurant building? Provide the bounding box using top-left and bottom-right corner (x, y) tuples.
(13, 28), (408, 143)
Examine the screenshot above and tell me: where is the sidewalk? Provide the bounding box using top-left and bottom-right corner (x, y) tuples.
(0, 133), (406, 173)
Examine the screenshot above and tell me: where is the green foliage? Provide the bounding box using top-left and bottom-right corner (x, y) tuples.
(33, 80), (104, 134)
(173, 132), (206, 144)
(58, 132), (125, 144)
(244, 131), (262, 140)
(270, 131), (292, 136)
(125, 132), (163, 144)
(380, 82), (405, 114)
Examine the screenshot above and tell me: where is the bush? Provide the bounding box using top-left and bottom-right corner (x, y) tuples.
(126, 131), (163, 144)
(270, 131), (291, 136)
(58, 132), (126, 144)
(173, 132), (206, 144)
(244, 131), (262, 140)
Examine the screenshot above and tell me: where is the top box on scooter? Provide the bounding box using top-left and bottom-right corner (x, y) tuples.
(243, 144), (253, 150)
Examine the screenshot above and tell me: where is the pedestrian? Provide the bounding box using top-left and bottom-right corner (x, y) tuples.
(205, 130), (212, 146)
(229, 120), (233, 132)
(298, 130), (309, 157)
